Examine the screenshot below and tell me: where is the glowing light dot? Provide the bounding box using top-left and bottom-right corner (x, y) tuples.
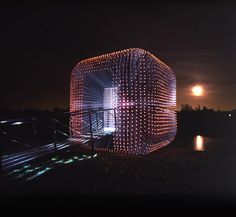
(192, 85), (203, 96)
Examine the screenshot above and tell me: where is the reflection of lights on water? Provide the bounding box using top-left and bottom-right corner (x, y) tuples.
(194, 135), (205, 151)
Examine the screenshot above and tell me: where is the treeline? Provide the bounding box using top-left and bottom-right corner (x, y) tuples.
(178, 104), (236, 137)
(0, 105), (235, 138)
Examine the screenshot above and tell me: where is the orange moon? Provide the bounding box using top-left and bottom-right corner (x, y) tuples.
(192, 85), (203, 96)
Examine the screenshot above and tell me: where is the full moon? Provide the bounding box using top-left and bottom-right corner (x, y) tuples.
(192, 85), (203, 96)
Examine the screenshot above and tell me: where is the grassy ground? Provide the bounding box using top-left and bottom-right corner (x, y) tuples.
(2, 136), (236, 195)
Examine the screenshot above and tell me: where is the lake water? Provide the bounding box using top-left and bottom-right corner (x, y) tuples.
(172, 134), (236, 155)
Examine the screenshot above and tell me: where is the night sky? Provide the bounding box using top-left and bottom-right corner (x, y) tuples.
(1, 2), (236, 111)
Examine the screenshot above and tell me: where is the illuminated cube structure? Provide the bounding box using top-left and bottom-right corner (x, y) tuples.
(70, 48), (176, 154)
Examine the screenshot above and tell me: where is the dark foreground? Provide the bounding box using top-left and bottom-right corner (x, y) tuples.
(1, 135), (236, 195)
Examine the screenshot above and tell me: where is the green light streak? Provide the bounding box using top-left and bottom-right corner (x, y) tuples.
(55, 160), (64, 164)
(64, 159), (74, 164)
(51, 156), (59, 161)
(6, 152), (99, 182)
(25, 169), (34, 173)
(23, 165), (31, 169)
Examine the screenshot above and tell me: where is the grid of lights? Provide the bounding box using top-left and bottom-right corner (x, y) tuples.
(70, 48), (177, 155)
